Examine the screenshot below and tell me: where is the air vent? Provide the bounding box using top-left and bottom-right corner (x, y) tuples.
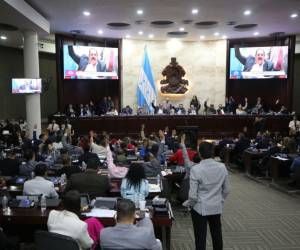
(167, 31), (188, 38)
(107, 23), (131, 29)
(0, 23), (18, 31)
(227, 21), (237, 26)
(135, 20), (146, 25)
(234, 24), (258, 31)
(182, 19), (194, 24)
(151, 20), (174, 28)
(195, 21), (218, 29)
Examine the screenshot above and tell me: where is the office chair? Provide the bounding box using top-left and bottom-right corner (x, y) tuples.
(35, 231), (80, 250)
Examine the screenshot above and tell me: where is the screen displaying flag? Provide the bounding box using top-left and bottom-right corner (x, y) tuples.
(137, 46), (157, 113)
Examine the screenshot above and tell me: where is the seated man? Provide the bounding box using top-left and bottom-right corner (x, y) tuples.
(47, 190), (93, 250)
(23, 163), (58, 198)
(19, 149), (39, 177)
(100, 198), (162, 250)
(64, 158), (110, 198)
(56, 154), (82, 178)
(0, 149), (19, 176)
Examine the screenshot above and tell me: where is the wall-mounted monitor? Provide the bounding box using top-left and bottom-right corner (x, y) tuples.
(229, 46), (288, 79)
(12, 78), (42, 94)
(63, 45), (118, 79)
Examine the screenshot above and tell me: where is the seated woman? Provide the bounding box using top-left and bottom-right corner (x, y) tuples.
(236, 104), (247, 115)
(47, 190), (94, 250)
(121, 163), (149, 202)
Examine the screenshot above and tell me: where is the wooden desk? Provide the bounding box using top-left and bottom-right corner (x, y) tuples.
(0, 204), (173, 250)
(243, 149), (266, 176)
(50, 115), (291, 138)
(269, 156), (292, 182)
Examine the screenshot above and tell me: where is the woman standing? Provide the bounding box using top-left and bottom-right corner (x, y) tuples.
(190, 96), (200, 114)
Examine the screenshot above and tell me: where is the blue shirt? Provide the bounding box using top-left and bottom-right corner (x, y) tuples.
(121, 178), (149, 201)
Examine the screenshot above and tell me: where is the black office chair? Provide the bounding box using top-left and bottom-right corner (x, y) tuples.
(35, 231), (80, 250)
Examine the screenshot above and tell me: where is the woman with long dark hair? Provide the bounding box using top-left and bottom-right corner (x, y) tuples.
(121, 163), (149, 201)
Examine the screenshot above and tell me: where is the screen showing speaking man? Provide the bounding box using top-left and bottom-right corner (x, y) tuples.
(229, 46), (288, 79)
(63, 45), (118, 79)
(12, 79), (42, 94)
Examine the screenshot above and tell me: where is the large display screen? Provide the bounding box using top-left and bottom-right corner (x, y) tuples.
(229, 46), (288, 79)
(63, 45), (118, 79)
(12, 79), (42, 94)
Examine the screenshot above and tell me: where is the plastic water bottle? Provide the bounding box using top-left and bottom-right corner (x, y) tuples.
(41, 195), (47, 215)
(60, 174), (66, 186)
(157, 174), (161, 186)
(31, 171), (35, 180)
(2, 195), (8, 212)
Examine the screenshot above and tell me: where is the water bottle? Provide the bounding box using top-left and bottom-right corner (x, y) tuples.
(60, 174), (66, 186)
(2, 195), (8, 212)
(31, 171), (35, 180)
(157, 174), (161, 186)
(41, 195), (47, 215)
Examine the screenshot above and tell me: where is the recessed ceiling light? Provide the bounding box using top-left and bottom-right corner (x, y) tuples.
(291, 13), (298, 18)
(138, 31), (143, 35)
(244, 10), (251, 16)
(214, 32), (220, 36)
(98, 30), (103, 34)
(200, 35), (205, 39)
(137, 9), (143, 15)
(0, 36), (7, 40)
(83, 11), (90, 16)
(125, 34), (131, 38)
(179, 27), (185, 31)
(222, 35), (227, 39)
(253, 31), (259, 36)
(148, 34), (154, 39)
(191, 9), (199, 15)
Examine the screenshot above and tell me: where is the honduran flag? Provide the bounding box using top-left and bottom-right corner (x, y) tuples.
(136, 46), (157, 113)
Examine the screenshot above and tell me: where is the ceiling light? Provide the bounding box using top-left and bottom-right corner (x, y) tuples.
(0, 36), (7, 40)
(290, 13), (298, 18)
(125, 34), (131, 38)
(222, 35), (227, 39)
(244, 10), (251, 16)
(148, 34), (154, 39)
(137, 9), (143, 15)
(138, 31), (143, 35)
(191, 9), (199, 15)
(214, 32), (220, 36)
(253, 31), (259, 36)
(98, 30), (103, 34)
(179, 27), (185, 31)
(200, 35), (205, 39)
(83, 11), (90, 16)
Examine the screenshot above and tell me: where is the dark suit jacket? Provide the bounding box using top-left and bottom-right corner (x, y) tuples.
(235, 47), (273, 72)
(68, 46), (106, 72)
(0, 158), (19, 177)
(64, 170), (110, 198)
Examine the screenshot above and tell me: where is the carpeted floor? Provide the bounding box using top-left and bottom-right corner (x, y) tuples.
(170, 172), (300, 250)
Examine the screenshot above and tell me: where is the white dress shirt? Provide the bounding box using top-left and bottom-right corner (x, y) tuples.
(47, 210), (93, 250)
(289, 120), (300, 131)
(90, 142), (107, 157)
(47, 123), (60, 132)
(23, 176), (58, 198)
(189, 158), (230, 216)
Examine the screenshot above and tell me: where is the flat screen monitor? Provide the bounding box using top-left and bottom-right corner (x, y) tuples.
(12, 78), (42, 94)
(229, 46), (288, 79)
(63, 45), (118, 79)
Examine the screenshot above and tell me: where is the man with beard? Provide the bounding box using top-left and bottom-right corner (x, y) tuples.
(235, 47), (274, 72)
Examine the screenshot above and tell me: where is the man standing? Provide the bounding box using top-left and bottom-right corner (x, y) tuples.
(188, 141), (230, 250)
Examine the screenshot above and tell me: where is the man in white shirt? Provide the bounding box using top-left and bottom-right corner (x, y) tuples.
(23, 164), (58, 198)
(187, 141), (230, 250)
(47, 119), (60, 133)
(47, 190), (93, 250)
(90, 133), (107, 158)
(289, 115), (300, 136)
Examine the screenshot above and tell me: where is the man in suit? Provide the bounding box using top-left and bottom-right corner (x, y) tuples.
(235, 47), (274, 72)
(187, 141), (230, 250)
(64, 158), (109, 198)
(68, 46), (106, 72)
(100, 198), (162, 250)
(0, 149), (19, 176)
